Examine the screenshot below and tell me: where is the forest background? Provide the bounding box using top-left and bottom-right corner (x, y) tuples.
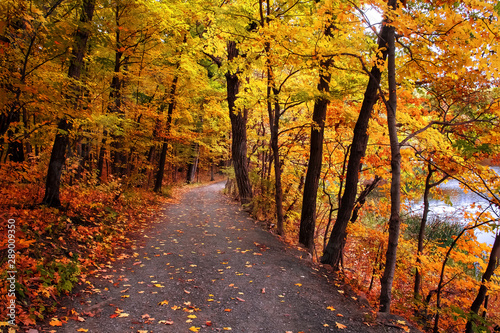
(1, 0), (500, 332)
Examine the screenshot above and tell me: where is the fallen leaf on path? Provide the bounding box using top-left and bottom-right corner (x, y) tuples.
(188, 326), (200, 332)
(236, 297), (245, 302)
(187, 315), (197, 319)
(327, 306), (335, 311)
(295, 283), (302, 287)
(159, 320), (174, 325)
(336, 322), (347, 329)
(76, 329), (88, 332)
(261, 288), (266, 293)
(109, 314), (119, 318)
(49, 319), (62, 327)
(118, 313), (129, 318)
(158, 300), (169, 305)
(337, 313), (344, 317)
(397, 320), (407, 325)
(206, 321), (212, 326)
(223, 328), (232, 331)
(323, 324), (329, 327)
(224, 309), (232, 312)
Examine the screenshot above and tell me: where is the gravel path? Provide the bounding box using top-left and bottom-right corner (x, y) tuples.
(39, 182), (418, 333)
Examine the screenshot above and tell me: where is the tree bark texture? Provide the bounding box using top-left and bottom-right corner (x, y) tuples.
(379, 14), (399, 312)
(465, 233), (500, 333)
(226, 40), (252, 205)
(298, 60), (331, 250)
(186, 143), (200, 184)
(321, 0), (396, 268)
(42, 0), (96, 207)
(414, 165), (433, 299)
(270, 91), (284, 235)
(154, 74), (178, 193)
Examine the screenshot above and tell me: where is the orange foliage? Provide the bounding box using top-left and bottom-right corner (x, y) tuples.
(0, 161), (169, 324)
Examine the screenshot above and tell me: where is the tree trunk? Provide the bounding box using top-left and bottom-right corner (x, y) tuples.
(321, 1), (395, 268)
(97, 133), (108, 181)
(270, 96), (284, 235)
(42, 0), (96, 207)
(298, 61), (331, 250)
(154, 74), (178, 193)
(226, 40), (252, 205)
(109, 24), (126, 177)
(267, 80), (284, 234)
(414, 164), (433, 300)
(465, 233), (500, 333)
(379, 14), (399, 312)
(186, 143), (199, 184)
(350, 175), (382, 224)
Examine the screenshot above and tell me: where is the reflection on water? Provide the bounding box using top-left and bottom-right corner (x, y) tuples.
(406, 167), (500, 246)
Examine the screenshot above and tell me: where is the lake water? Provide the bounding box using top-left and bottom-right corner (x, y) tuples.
(405, 167), (500, 246)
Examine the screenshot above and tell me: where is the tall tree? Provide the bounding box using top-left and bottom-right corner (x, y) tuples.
(226, 40), (253, 205)
(42, 0), (96, 207)
(298, 12), (334, 250)
(321, 0), (397, 268)
(154, 73), (178, 193)
(379, 5), (399, 311)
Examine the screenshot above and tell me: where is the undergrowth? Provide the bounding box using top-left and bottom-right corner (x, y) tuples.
(0, 161), (169, 325)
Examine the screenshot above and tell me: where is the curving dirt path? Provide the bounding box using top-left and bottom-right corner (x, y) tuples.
(42, 182), (417, 333)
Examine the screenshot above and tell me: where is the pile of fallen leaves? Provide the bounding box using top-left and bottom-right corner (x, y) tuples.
(0, 161), (169, 326)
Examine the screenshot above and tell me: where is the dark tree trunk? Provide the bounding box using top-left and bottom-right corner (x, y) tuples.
(465, 233), (500, 333)
(350, 175), (382, 224)
(260, 0), (284, 234)
(414, 164), (433, 299)
(109, 38), (126, 177)
(97, 133), (107, 180)
(379, 14), (399, 312)
(75, 137), (91, 180)
(321, 1), (395, 268)
(270, 94), (284, 234)
(42, 119), (71, 207)
(154, 75), (178, 193)
(42, 0), (96, 207)
(186, 143), (199, 184)
(7, 128), (24, 162)
(298, 60), (331, 250)
(226, 40), (252, 205)
(154, 142), (168, 192)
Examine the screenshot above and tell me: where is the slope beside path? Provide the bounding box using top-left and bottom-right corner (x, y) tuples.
(40, 181), (417, 333)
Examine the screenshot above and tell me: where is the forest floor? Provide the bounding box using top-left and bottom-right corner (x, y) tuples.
(33, 181), (421, 333)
